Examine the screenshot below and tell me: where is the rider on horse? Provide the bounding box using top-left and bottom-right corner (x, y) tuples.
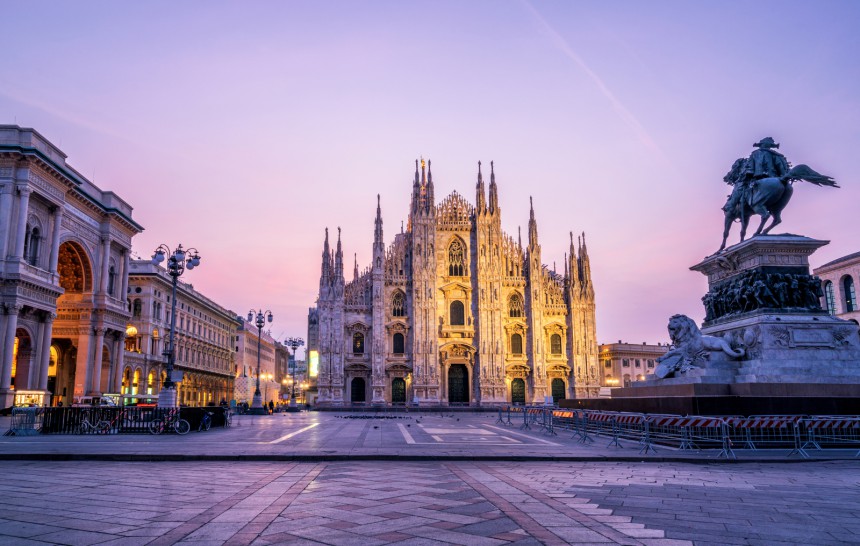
(724, 137), (790, 213)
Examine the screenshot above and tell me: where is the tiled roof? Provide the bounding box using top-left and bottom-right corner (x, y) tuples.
(817, 251), (860, 270)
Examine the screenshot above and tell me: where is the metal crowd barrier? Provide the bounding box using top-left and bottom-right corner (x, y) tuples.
(501, 406), (860, 459)
(9, 406), (230, 435)
(5, 407), (44, 436)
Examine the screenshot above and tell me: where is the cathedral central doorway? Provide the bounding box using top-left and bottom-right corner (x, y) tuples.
(350, 377), (366, 403)
(447, 364), (469, 405)
(391, 377), (406, 404)
(511, 378), (526, 405)
(551, 378), (566, 404)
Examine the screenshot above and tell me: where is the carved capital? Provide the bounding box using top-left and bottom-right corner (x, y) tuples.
(93, 327), (108, 336)
(16, 185), (33, 197)
(5, 304), (23, 315)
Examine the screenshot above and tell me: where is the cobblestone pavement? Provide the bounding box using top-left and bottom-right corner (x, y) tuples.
(0, 459), (857, 545)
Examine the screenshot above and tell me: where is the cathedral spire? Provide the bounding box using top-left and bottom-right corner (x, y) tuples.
(518, 226), (522, 251)
(426, 159), (434, 211)
(334, 227), (344, 280)
(528, 196), (538, 248)
(569, 231), (580, 291)
(374, 194), (383, 249)
(580, 231), (593, 297)
(353, 253), (359, 280)
(321, 227), (332, 283)
(475, 161), (486, 213)
(488, 160), (498, 214)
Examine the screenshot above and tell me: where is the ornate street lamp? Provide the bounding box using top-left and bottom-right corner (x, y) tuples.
(284, 337), (304, 406)
(151, 244), (201, 408)
(248, 308), (273, 414)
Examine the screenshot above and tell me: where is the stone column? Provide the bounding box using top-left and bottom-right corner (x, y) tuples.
(48, 206), (64, 274)
(119, 250), (129, 302)
(1, 306), (22, 410)
(0, 183), (15, 260)
(98, 238), (110, 295)
(37, 314), (56, 391)
(111, 333), (126, 393)
(13, 187), (32, 259)
(89, 327), (106, 395)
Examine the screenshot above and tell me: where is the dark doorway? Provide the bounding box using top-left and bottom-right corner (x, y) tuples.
(511, 378), (526, 405)
(448, 364), (469, 404)
(350, 377), (366, 403)
(391, 377), (406, 404)
(551, 378), (566, 404)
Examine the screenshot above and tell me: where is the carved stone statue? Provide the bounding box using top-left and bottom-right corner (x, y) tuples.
(718, 138), (838, 252)
(654, 314), (744, 379)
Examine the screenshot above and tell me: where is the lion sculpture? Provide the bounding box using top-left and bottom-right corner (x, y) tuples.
(654, 314), (744, 379)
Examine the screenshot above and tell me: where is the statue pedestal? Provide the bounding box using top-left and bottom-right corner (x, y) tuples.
(559, 235), (860, 415)
(689, 234), (860, 386)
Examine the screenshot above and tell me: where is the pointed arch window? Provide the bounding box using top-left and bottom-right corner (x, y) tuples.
(824, 281), (836, 314)
(392, 291), (406, 317)
(450, 300), (465, 326)
(843, 276), (856, 313)
(393, 333), (405, 354)
(550, 333), (562, 355)
(508, 293), (524, 317)
(352, 332), (365, 355)
(448, 238), (466, 276)
(510, 333), (523, 355)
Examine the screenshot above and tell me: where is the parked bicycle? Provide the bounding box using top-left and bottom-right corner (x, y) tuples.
(148, 409), (190, 435)
(198, 411), (214, 432)
(79, 408), (125, 434)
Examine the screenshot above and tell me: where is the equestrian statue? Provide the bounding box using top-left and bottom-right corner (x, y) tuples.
(717, 137), (838, 252)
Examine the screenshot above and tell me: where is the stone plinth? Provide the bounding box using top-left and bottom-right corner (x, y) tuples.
(621, 234), (860, 405)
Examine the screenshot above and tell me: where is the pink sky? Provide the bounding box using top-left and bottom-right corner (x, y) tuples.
(4, 1), (859, 352)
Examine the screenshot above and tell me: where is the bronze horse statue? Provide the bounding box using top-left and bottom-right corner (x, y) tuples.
(718, 159), (838, 252)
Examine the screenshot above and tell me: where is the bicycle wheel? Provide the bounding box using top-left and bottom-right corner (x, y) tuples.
(202, 420), (211, 432)
(175, 419), (191, 435)
(148, 420), (163, 435)
(224, 412), (232, 428)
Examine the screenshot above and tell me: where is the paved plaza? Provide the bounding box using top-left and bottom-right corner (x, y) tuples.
(0, 412), (859, 544)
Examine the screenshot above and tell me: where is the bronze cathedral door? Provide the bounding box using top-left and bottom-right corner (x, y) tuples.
(448, 364), (469, 404)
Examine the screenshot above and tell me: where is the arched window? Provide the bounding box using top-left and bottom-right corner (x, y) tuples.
(393, 333), (405, 354)
(133, 299), (142, 318)
(508, 293), (524, 317)
(392, 292), (406, 317)
(824, 281), (836, 315)
(450, 301), (465, 326)
(352, 332), (365, 355)
(550, 334), (562, 355)
(107, 265), (116, 296)
(511, 333), (523, 355)
(843, 276), (857, 313)
(448, 238), (466, 276)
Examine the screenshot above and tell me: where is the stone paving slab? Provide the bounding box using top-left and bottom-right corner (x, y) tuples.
(2, 412), (857, 463)
(0, 460), (857, 545)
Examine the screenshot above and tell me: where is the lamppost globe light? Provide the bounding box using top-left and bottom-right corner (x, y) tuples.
(248, 308), (274, 414)
(153, 243), (202, 408)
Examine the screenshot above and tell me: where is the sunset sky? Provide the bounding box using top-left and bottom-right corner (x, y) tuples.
(3, 1), (859, 352)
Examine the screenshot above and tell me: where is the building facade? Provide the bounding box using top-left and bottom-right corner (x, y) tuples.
(814, 252), (860, 324)
(310, 160), (599, 406)
(125, 260), (238, 405)
(234, 320), (280, 405)
(0, 126), (142, 407)
(598, 342), (668, 389)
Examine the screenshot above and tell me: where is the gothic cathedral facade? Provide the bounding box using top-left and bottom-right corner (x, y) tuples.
(310, 160), (599, 406)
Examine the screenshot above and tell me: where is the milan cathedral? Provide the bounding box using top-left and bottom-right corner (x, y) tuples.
(309, 160), (599, 406)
